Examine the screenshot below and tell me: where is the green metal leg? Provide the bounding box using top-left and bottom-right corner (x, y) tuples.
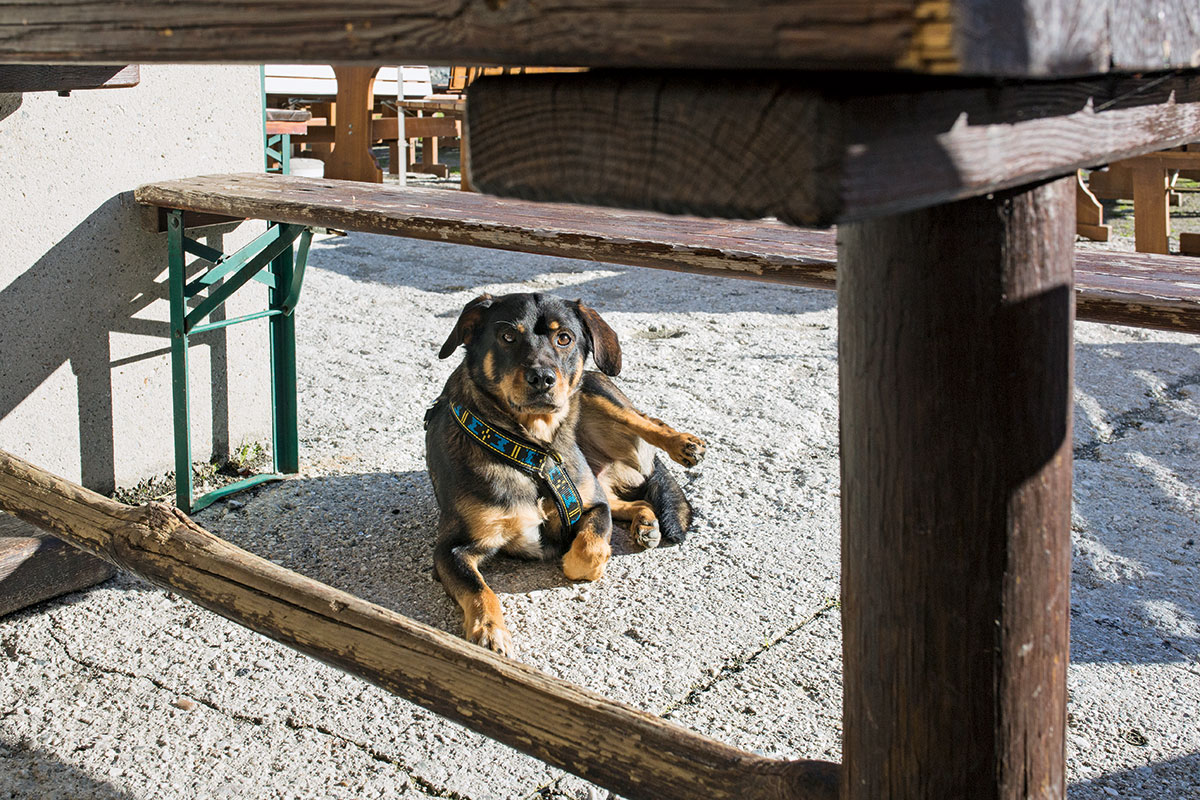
(166, 214), (310, 512)
(167, 211), (195, 510)
(269, 228), (300, 474)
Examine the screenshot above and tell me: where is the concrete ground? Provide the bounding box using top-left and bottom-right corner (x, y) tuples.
(2, 219), (1199, 799)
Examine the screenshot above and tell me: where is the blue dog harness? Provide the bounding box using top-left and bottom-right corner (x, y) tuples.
(426, 399), (584, 532)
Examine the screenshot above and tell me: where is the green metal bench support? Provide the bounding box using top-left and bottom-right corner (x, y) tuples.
(262, 65), (291, 175)
(265, 131), (291, 174)
(166, 209), (311, 512)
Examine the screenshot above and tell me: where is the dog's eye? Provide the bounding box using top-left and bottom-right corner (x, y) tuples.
(555, 332), (573, 347)
(500, 331), (516, 344)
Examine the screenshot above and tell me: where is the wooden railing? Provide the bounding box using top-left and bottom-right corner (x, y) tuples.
(0, 448), (839, 800)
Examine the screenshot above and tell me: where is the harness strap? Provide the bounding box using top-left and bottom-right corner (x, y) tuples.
(426, 399), (584, 532)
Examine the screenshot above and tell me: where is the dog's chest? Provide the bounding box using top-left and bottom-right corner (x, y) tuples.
(500, 498), (554, 558)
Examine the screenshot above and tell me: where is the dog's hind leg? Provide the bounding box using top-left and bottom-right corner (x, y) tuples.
(609, 496), (661, 549)
(594, 466), (661, 549)
(433, 535), (513, 657)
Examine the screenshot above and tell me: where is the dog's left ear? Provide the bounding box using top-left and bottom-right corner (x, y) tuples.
(573, 300), (622, 376)
(439, 293), (493, 358)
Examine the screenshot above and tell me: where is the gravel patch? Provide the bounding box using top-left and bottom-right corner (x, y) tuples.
(2, 221), (1198, 799)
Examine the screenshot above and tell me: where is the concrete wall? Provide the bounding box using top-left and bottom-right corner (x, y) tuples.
(0, 65), (271, 494)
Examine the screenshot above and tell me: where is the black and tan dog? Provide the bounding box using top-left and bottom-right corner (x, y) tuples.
(425, 292), (705, 656)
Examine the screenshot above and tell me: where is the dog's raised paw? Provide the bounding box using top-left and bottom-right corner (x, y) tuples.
(467, 621), (515, 658)
(669, 433), (707, 468)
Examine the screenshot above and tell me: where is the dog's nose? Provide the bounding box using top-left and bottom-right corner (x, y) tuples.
(525, 367), (557, 390)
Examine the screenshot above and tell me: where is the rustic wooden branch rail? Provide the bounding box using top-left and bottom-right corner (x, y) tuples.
(0, 448), (839, 800)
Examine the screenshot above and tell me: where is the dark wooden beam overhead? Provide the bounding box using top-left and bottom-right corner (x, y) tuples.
(0, 64), (137, 92)
(466, 70), (1200, 226)
(0, 1), (1197, 77)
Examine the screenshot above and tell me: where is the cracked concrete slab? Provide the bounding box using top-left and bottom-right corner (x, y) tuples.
(2, 228), (1199, 799)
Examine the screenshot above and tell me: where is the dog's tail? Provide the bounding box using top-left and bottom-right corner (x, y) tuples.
(643, 455), (693, 545)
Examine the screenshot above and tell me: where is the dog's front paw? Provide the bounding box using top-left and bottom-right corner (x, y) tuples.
(466, 619), (515, 658)
(562, 537), (610, 582)
(668, 433), (707, 468)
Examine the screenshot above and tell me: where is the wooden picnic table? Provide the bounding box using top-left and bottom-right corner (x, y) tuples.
(4, 3), (1200, 799)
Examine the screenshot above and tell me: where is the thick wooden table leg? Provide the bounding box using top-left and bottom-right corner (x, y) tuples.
(838, 177), (1073, 799)
(326, 66), (382, 183)
(1131, 162), (1169, 254)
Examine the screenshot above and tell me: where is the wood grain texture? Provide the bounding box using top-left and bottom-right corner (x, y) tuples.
(0, 1), (914, 72)
(0, 514), (114, 616)
(466, 71), (1200, 225)
(0, 1), (1197, 76)
(0, 448), (838, 800)
(134, 173), (1200, 332)
(0, 64), (137, 92)
(838, 177), (1073, 800)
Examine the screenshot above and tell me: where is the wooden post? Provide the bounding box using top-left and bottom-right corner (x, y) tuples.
(326, 66), (382, 183)
(1131, 163), (1170, 254)
(838, 177), (1073, 800)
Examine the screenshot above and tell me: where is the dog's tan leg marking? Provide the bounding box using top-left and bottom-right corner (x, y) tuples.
(584, 395), (706, 467)
(461, 586), (513, 658)
(446, 554), (511, 662)
(436, 539), (515, 657)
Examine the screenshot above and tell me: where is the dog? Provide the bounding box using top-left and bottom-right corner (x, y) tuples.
(425, 292), (705, 656)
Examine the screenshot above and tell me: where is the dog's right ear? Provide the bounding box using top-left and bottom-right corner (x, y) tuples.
(438, 294), (493, 359)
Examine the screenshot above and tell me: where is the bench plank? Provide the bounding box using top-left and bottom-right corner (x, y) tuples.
(134, 173), (1200, 334)
(134, 174), (839, 287)
(1, 514), (115, 617)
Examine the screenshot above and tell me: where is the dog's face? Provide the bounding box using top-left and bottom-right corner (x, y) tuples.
(439, 293), (621, 416)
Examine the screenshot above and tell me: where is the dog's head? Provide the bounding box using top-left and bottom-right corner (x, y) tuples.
(439, 292), (620, 415)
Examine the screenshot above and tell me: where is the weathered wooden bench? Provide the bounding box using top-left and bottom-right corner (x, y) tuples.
(133, 172), (1200, 512)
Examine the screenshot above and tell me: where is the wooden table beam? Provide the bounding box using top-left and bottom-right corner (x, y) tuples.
(839, 176), (1073, 799)
(0, 63), (138, 92)
(2, 1), (1199, 78)
(466, 70), (1200, 226)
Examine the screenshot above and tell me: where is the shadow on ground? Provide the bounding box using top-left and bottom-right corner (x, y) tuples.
(1071, 340), (1200, 666)
(1070, 752), (1200, 799)
(0, 740), (137, 800)
(307, 232), (838, 317)
(193, 471), (660, 636)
